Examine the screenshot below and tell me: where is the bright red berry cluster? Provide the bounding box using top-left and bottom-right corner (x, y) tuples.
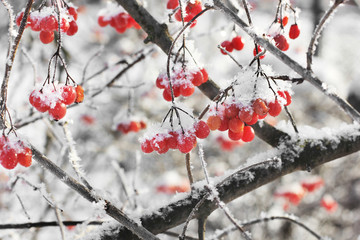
(97, 5), (140, 33)
(140, 120), (210, 154)
(220, 36), (245, 55)
(171, 0), (203, 28)
(0, 136), (32, 170)
(16, 5), (79, 44)
(116, 120), (147, 134)
(206, 90), (291, 143)
(29, 84), (84, 120)
(156, 67), (208, 101)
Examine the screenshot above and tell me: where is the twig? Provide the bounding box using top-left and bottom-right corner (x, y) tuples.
(81, 46), (104, 85)
(0, 0), (34, 128)
(30, 145), (160, 240)
(209, 215), (322, 240)
(0, 220), (104, 229)
(21, 47), (37, 85)
(306, 0), (344, 70)
(185, 153), (194, 187)
(54, 206), (66, 240)
(16, 194), (31, 220)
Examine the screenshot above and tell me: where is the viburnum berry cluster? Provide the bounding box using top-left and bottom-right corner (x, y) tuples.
(206, 66), (292, 143)
(116, 120), (147, 134)
(140, 119), (209, 154)
(156, 65), (208, 101)
(29, 84), (84, 120)
(220, 36), (245, 55)
(167, 0), (203, 28)
(0, 136), (32, 170)
(97, 3), (141, 33)
(16, 4), (79, 44)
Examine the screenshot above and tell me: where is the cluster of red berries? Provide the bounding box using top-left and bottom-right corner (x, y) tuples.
(220, 36), (245, 55)
(0, 136), (32, 170)
(16, 5), (79, 44)
(216, 136), (242, 151)
(156, 67), (208, 101)
(206, 90), (292, 142)
(97, 6), (141, 33)
(140, 120), (210, 154)
(116, 120), (147, 134)
(167, 0), (203, 28)
(29, 85), (84, 120)
(253, 18), (300, 59)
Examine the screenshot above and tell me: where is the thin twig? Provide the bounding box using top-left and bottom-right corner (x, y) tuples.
(54, 206), (66, 240)
(0, 220), (104, 229)
(185, 153), (194, 187)
(306, 0), (344, 70)
(81, 46), (104, 85)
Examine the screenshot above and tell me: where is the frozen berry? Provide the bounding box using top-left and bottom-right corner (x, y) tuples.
(289, 24), (300, 39)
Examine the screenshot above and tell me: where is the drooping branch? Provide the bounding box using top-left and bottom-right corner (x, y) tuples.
(99, 125), (360, 239)
(212, 0), (360, 123)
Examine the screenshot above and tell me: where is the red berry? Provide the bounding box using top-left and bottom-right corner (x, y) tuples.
(242, 126), (255, 142)
(174, 9), (182, 22)
(289, 24), (300, 39)
(273, 34), (289, 51)
(75, 85), (84, 103)
(228, 130), (243, 141)
(29, 90), (50, 113)
(321, 194), (338, 212)
(61, 86), (76, 105)
(177, 133), (196, 153)
(151, 134), (168, 153)
(225, 104), (239, 119)
(114, 12), (128, 29)
(194, 121), (210, 139)
(117, 123), (130, 133)
(280, 16), (288, 26)
(156, 76), (166, 89)
(40, 15), (58, 32)
(30, 16), (41, 31)
(231, 36), (244, 50)
(284, 91), (292, 106)
(220, 41), (233, 55)
(245, 112), (259, 125)
(253, 46), (265, 59)
(253, 98), (269, 116)
(141, 139), (153, 153)
(166, 131), (179, 149)
(68, 7), (78, 21)
(0, 148), (18, 170)
(218, 117), (229, 131)
(98, 15), (109, 27)
(200, 69), (208, 83)
(129, 121), (141, 132)
(239, 108), (253, 123)
(268, 100), (282, 117)
(167, 0), (179, 9)
(207, 115), (221, 131)
(16, 12), (25, 27)
(39, 31), (54, 44)
(185, 1), (202, 16)
(191, 70), (204, 87)
(49, 101), (67, 120)
(162, 89), (172, 101)
(67, 21), (78, 36)
(228, 118), (244, 133)
(61, 18), (70, 32)
(139, 121), (147, 129)
(180, 83), (195, 97)
(17, 147), (32, 167)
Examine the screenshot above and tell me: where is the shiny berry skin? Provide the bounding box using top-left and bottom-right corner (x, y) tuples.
(239, 108), (253, 123)
(166, 131), (178, 149)
(177, 134), (196, 153)
(180, 83), (195, 97)
(225, 104), (239, 119)
(278, 90), (292, 106)
(29, 90), (50, 113)
(75, 85), (84, 103)
(242, 126), (255, 142)
(207, 115), (221, 131)
(228, 118), (244, 133)
(231, 36), (244, 50)
(67, 21), (78, 36)
(268, 100), (282, 117)
(253, 98), (269, 116)
(289, 24), (300, 39)
(253, 46), (265, 59)
(49, 101), (67, 120)
(39, 31), (54, 44)
(162, 89), (172, 102)
(0, 148), (18, 170)
(40, 15), (58, 32)
(156, 76), (166, 89)
(129, 121), (141, 132)
(61, 18), (70, 32)
(280, 16), (288, 26)
(194, 121), (210, 139)
(191, 71), (204, 87)
(228, 130), (243, 141)
(220, 41), (233, 55)
(151, 135), (168, 153)
(98, 16), (109, 27)
(200, 69), (208, 83)
(17, 147), (32, 167)
(218, 117), (229, 131)
(61, 86), (77, 105)
(16, 12), (25, 26)
(245, 112), (259, 125)
(141, 139), (153, 153)
(273, 34), (289, 51)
